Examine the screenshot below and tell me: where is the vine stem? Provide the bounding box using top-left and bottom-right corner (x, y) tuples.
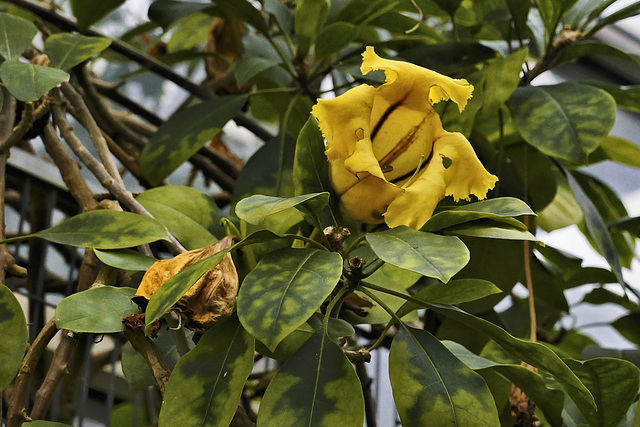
(524, 215), (536, 343)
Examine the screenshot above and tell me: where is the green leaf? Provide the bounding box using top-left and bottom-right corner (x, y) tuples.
(426, 303), (595, 415)
(233, 55), (281, 86)
(589, 83), (640, 114)
(444, 222), (538, 241)
(562, 165), (624, 284)
(314, 22), (358, 62)
(482, 48), (528, 112)
(55, 286), (138, 333)
(70, 0), (126, 31)
(389, 326), (499, 426)
(257, 332), (364, 426)
(295, 0), (330, 57)
(555, 41), (640, 68)
(232, 135), (296, 207)
(139, 96), (247, 186)
(589, 135), (640, 169)
(136, 186), (224, 250)
(510, 82), (616, 162)
(444, 340), (565, 426)
(166, 12), (211, 53)
(235, 192), (329, 230)
(121, 342), (155, 393)
(217, 0), (269, 35)
(148, 0), (214, 30)
(0, 284), (27, 392)
(423, 197), (534, 232)
(433, 0), (462, 15)
(159, 316), (254, 427)
(366, 226), (469, 283)
(1, 210), (169, 249)
(396, 279), (502, 318)
(44, 33), (111, 71)
(0, 61), (69, 102)
(0, 12), (38, 60)
(109, 402), (150, 427)
(564, 358), (640, 427)
(144, 230), (293, 334)
(582, 287), (640, 312)
(93, 248), (157, 272)
(506, 0), (531, 34)
(610, 215), (640, 237)
(586, 1), (640, 36)
(237, 248), (342, 350)
(611, 313), (640, 347)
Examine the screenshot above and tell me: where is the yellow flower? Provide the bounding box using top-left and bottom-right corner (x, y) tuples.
(312, 46), (498, 229)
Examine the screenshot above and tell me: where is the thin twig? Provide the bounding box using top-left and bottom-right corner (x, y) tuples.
(51, 94), (186, 255)
(6, 318), (60, 427)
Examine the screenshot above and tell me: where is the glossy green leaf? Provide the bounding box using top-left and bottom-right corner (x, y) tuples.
(44, 33), (111, 71)
(94, 248), (157, 272)
(589, 83), (640, 114)
(139, 96), (247, 186)
(159, 316), (254, 427)
(232, 135), (295, 208)
(564, 358), (640, 427)
(55, 286), (138, 333)
(136, 186), (224, 250)
(396, 279), (502, 318)
(121, 342), (155, 393)
(433, 0), (462, 15)
(510, 82), (616, 162)
(0, 61), (69, 102)
(0, 12), (37, 60)
(589, 136), (640, 168)
(612, 313), (640, 347)
(257, 332), (364, 427)
(423, 197), (534, 232)
(562, 165), (624, 284)
(400, 43), (497, 75)
(217, 0), (269, 35)
(166, 12), (211, 53)
(295, 0), (330, 57)
(556, 41), (640, 68)
(575, 171), (635, 268)
(237, 248), (342, 350)
(366, 226), (469, 283)
(293, 116), (340, 226)
(445, 340), (565, 426)
(586, 1), (640, 36)
(426, 303), (595, 415)
(234, 56), (281, 86)
(389, 326), (499, 426)
(582, 345), (640, 369)
(144, 230), (294, 335)
(444, 222), (538, 241)
(0, 284), (27, 392)
(482, 48), (528, 112)
(148, 0), (213, 30)
(109, 402), (150, 427)
(1, 210), (169, 249)
(610, 215), (640, 237)
(71, 0), (126, 31)
(314, 22), (358, 62)
(235, 192), (329, 230)
(582, 287), (640, 312)
(506, 0), (530, 34)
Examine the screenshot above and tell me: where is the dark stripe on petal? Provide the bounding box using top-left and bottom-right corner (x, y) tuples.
(371, 100), (403, 141)
(390, 148), (435, 184)
(379, 110), (434, 168)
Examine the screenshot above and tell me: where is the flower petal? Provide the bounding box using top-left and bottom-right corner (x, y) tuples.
(361, 46), (474, 112)
(436, 131), (498, 202)
(340, 175), (403, 224)
(311, 84), (376, 161)
(383, 155), (447, 229)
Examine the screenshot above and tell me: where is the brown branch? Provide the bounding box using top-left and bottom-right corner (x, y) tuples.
(51, 95), (186, 255)
(29, 332), (78, 420)
(6, 317), (59, 427)
(355, 362), (377, 427)
(124, 328), (171, 395)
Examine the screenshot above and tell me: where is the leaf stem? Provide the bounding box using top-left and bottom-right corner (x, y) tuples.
(359, 281), (428, 308)
(323, 287), (350, 334)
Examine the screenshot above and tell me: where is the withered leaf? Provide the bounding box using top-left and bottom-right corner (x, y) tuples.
(131, 236), (238, 332)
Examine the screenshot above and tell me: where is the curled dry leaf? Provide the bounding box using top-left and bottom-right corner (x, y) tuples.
(129, 236), (238, 332)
